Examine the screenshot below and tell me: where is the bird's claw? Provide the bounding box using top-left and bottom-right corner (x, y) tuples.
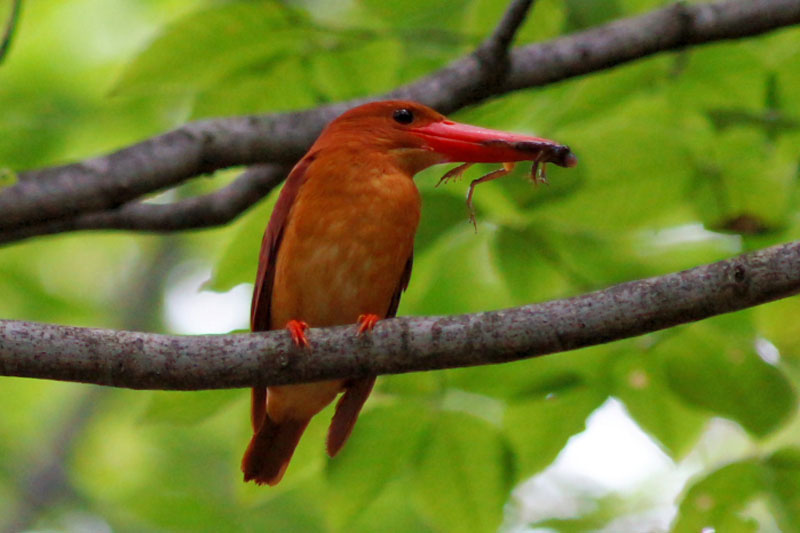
(531, 160), (549, 185)
(356, 314), (380, 335)
(436, 163), (473, 187)
(468, 211), (478, 233)
(465, 162), (516, 231)
(286, 319), (310, 348)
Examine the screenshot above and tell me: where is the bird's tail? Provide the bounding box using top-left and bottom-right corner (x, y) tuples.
(241, 413), (310, 486)
(326, 376), (375, 457)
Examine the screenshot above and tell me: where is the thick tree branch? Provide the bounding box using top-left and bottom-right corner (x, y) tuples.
(1, 0), (798, 243)
(0, 164), (289, 242)
(3, 114), (320, 233)
(1, 240), (798, 390)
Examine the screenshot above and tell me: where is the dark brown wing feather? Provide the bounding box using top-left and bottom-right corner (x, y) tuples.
(250, 152), (317, 332)
(325, 254), (414, 455)
(249, 153), (316, 432)
(387, 254), (413, 318)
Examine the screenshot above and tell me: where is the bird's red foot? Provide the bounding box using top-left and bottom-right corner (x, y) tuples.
(286, 319), (310, 348)
(356, 314), (380, 335)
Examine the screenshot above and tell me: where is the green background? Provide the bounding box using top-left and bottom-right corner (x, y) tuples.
(1, 0), (799, 531)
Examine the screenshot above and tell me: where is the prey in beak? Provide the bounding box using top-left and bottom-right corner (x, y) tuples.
(434, 137), (578, 229)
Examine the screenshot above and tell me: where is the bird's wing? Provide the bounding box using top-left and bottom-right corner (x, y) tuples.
(250, 153), (317, 332)
(249, 154), (316, 434)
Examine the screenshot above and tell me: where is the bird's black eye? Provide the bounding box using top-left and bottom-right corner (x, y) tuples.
(393, 108), (414, 125)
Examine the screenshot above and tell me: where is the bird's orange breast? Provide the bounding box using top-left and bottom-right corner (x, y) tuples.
(270, 155), (421, 330)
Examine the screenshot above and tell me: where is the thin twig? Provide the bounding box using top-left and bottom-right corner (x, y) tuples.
(0, 0), (21, 64)
(479, 0), (536, 60)
(1, 240), (798, 390)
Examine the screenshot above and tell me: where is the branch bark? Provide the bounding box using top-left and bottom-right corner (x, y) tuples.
(2, 0), (798, 243)
(0, 164), (289, 242)
(2, 240), (798, 391)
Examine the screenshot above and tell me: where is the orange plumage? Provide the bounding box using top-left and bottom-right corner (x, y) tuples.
(241, 101), (576, 485)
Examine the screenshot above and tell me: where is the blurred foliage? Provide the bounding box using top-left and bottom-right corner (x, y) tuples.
(1, 0), (799, 532)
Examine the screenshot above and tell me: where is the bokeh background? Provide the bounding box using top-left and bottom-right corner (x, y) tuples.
(1, 1), (799, 531)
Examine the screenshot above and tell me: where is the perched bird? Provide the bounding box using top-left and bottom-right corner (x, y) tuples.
(242, 100), (576, 485)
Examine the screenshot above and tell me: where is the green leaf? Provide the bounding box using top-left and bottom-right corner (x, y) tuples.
(414, 183), (474, 252)
(529, 492), (634, 532)
(564, 0), (622, 31)
(379, 371), (443, 398)
(113, 2), (313, 96)
(325, 403), (434, 530)
(757, 296), (800, 364)
(361, 0), (473, 33)
(140, 390), (242, 425)
(0, 168), (17, 189)
(248, 485), (328, 533)
(666, 43), (767, 111)
(311, 38), (403, 101)
(208, 189), (279, 292)
(491, 224), (575, 303)
(632, 222), (744, 277)
(504, 385), (604, 479)
(672, 459), (764, 533)
(775, 49), (800, 116)
(659, 316), (796, 437)
(705, 109), (799, 136)
(412, 411), (514, 533)
(462, 0), (565, 44)
(346, 476), (435, 533)
(689, 127), (798, 232)
(673, 447), (800, 533)
(764, 447), (800, 531)
(442, 344), (609, 400)
(400, 224), (512, 315)
(611, 347), (707, 458)
(458, 56), (671, 134)
(191, 57), (317, 118)
(534, 93), (694, 232)
(493, 223), (651, 303)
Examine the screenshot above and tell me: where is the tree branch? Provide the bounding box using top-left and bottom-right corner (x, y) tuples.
(0, 164), (289, 243)
(1, 0), (798, 243)
(477, 0), (536, 61)
(503, 0), (800, 92)
(1, 240), (798, 390)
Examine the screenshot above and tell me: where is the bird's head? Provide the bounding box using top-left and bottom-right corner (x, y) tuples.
(313, 100), (577, 175)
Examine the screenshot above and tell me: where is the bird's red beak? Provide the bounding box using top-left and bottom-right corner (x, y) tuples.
(410, 120), (578, 168)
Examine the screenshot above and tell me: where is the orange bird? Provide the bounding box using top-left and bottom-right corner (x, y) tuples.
(242, 100), (577, 485)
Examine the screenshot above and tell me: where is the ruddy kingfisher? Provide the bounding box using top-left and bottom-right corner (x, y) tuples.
(242, 100), (576, 485)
